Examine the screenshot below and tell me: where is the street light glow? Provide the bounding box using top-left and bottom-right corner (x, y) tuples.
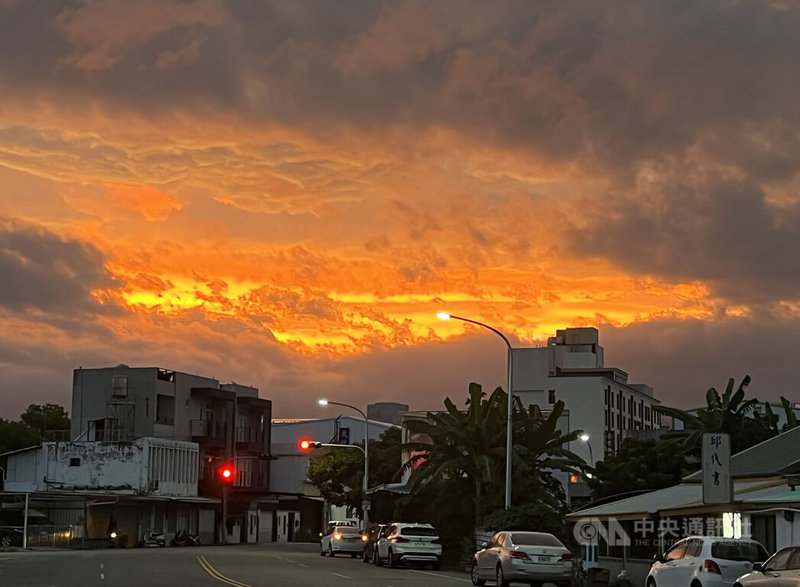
(437, 312), (451, 320)
(580, 433), (590, 442)
(318, 399), (328, 406)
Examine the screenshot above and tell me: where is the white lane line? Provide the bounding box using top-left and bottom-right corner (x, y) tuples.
(330, 572), (352, 579)
(409, 569), (472, 582)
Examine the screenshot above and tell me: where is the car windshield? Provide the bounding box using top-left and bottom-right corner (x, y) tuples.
(334, 526), (360, 535)
(399, 527), (437, 536)
(711, 541), (768, 562)
(510, 533), (565, 547)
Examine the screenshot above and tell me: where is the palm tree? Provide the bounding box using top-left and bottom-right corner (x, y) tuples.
(403, 382), (585, 528)
(654, 375), (773, 455)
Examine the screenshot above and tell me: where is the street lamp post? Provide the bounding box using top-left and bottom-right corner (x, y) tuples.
(579, 433), (594, 465)
(438, 312), (514, 509)
(318, 399), (370, 525)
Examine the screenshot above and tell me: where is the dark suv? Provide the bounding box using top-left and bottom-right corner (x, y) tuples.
(362, 524), (386, 563)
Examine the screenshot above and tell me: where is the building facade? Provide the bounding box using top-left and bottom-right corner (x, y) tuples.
(512, 327), (662, 467)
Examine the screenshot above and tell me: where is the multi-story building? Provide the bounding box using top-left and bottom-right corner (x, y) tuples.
(0, 365), (275, 547)
(70, 365), (272, 496)
(512, 327), (662, 467)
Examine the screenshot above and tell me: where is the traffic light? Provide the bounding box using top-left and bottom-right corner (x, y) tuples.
(299, 439), (323, 450)
(218, 462), (236, 484)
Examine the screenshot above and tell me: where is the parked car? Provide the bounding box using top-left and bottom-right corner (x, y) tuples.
(734, 546), (800, 587)
(320, 524), (364, 558)
(0, 508), (57, 548)
(647, 536), (769, 587)
(375, 522), (442, 570)
(362, 524), (386, 563)
(471, 531), (573, 587)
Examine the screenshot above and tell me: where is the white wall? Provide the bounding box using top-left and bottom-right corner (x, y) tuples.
(4, 438), (198, 496)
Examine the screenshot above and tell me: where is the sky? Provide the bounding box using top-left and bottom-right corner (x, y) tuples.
(2, 0), (800, 420)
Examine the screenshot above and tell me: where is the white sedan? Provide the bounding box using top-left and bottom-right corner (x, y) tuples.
(320, 525), (364, 558)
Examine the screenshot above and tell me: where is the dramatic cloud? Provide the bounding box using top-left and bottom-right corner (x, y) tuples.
(1, 0), (799, 419)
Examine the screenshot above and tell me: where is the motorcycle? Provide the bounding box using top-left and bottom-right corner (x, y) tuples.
(171, 529), (201, 547)
(139, 528), (166, 547)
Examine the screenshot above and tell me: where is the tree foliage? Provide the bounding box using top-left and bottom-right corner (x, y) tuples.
(305, 427), (403, 513)
(403, 382), (585, 528)
(654, 375), (778, 456)
(0, 403), (71, 455)
(588, 437), (689, 500)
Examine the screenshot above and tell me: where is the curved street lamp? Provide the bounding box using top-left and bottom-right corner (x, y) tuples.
(318, 399), (370, 524)
(438, 312), (514, 509)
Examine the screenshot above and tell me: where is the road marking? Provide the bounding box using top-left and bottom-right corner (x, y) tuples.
(197, 555), (252, 587)
(330, 572), (352, 579)
(409, 569), (472, 582)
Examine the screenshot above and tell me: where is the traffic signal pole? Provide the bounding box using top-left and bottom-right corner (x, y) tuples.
(221, 484), (229, 545)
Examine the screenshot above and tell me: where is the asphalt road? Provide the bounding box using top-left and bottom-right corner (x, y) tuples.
(0, 542), (480, 587)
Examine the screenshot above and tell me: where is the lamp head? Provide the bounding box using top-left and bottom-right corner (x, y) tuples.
(437, 312), (451, 320)
(580, 433), (590, 442)
(318, 399), (328, 406)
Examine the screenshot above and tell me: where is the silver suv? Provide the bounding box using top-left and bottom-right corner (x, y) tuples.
(375, 522), (442, 570)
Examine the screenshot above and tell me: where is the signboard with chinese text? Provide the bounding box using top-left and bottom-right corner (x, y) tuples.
(702, 432), (732, 504)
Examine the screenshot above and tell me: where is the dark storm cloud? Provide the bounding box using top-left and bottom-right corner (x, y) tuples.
(599, 318), (800, 410)
(0, 220), (118, 312)
(3, 0), (797, 167)
(571, 178), (800, 302)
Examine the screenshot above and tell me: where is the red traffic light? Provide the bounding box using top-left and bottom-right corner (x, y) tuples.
(218, 463), (236, 484)
(299, 439), (322, 450)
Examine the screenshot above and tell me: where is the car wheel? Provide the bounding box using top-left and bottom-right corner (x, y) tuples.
(496, 564), (509, 587)
(647, 579), (656, 587)
(388, 549), (398, 568)
(329, 545), (335, 557)
(0, 534), (12, 548)
(471, 561), (485, 585)
(374, 549), (382, 566)
(320, 548), (326, 556)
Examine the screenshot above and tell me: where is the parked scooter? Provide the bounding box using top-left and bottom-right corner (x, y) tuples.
(139, 528), (166, 547)
(171, 529), (201, 547)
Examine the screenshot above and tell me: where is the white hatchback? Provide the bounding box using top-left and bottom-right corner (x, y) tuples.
(647, 537), (769, 587)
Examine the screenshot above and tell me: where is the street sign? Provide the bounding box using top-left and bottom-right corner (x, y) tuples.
(702, 433), (732, 504)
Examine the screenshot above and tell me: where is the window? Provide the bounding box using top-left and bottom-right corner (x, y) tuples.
(765, 548), (794, 571)
(665, 541), (687, 561)
(548, 390), (556, 404)
(684, 539), (703, 558)
(156, 394), (175, 425)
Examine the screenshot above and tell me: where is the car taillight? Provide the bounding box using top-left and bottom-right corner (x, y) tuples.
(334, 533), (342, 540)
(510, 550), (531, 560)
(361, 534), (368, 542)
(703, 560), (722, 574)
(560, 553), (574, 561)
(393, 536), (410, 543)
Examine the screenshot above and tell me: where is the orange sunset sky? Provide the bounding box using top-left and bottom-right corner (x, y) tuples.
(2, 0), (800, 418)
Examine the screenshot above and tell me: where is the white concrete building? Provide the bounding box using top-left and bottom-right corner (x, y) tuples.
(3, 438), (199, 496)
(512, 327), (662, 467)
